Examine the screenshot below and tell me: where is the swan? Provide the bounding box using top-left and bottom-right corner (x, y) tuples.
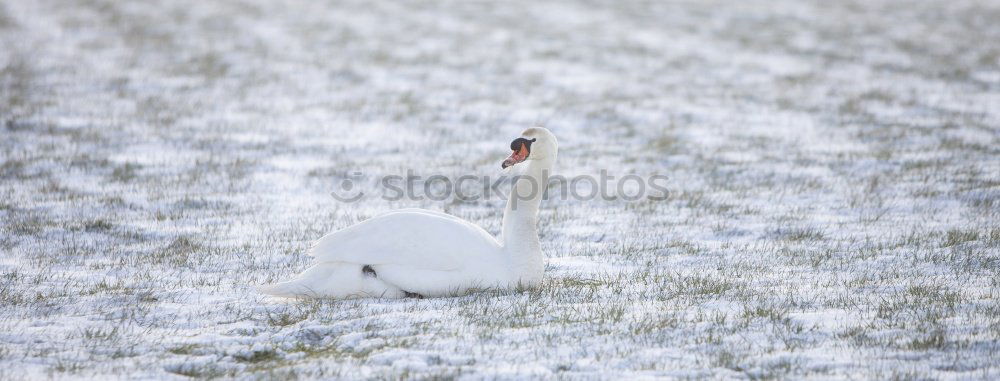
(259, 127), (558, 299)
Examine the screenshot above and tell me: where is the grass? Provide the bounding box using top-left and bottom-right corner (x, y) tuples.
(109, 162), (141, 182)
(0, 0), (998, 379)
(771, 227), (826, 242)
(943, 228), (980, 247)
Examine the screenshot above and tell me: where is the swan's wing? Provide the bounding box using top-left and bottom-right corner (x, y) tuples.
(309, 210), (499, 271)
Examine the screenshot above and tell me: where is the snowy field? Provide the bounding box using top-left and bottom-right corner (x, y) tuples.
(2, 0), (999, 379)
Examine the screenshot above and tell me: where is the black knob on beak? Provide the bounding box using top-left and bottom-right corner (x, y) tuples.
(510, 138), (536, 151)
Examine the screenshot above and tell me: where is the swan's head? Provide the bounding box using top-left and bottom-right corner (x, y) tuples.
(502, 127), (558, 169)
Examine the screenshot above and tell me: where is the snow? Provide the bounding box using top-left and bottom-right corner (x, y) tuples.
(1, 0), (999, 379)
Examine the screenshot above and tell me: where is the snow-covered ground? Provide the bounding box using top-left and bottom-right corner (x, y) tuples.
(2, 0), (999, 379)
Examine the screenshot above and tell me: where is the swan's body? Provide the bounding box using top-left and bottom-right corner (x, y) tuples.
(259, 128), (557, 299)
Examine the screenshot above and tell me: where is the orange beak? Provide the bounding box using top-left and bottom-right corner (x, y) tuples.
(502, 143), (529, 169)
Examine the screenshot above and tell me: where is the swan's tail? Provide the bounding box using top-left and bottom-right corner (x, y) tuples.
(257, 262), (338, 298)
(257, 262), (406, 299)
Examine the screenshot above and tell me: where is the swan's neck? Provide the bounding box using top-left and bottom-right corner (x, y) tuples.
(501, 159), (550, 279)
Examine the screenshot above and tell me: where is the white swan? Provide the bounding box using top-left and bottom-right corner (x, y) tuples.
(259, 127), (557, 299)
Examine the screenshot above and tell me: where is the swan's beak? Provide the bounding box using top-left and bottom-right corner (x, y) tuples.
(502, 142), (530, 169)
